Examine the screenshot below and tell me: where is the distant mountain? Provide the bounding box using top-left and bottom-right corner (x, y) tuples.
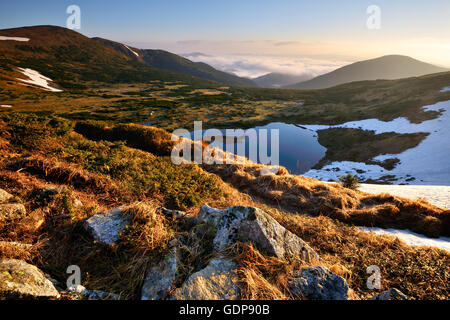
(286, 55), (449, 89)
(253, 72), (313, 88)
(0, 25), (211, 88)
(93, 38), (256, 87)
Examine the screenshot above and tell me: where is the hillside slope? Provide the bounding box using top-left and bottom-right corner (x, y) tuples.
(0, 25), (213, 89)
(253, 72), (313, 88)
(93, 37), (256, 87)
(286, 55), (448, 89)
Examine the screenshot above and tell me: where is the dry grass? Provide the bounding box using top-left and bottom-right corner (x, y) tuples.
(204, 162), (449, 237)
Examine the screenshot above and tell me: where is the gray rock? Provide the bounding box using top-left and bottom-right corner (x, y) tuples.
(288, 266), (349, 300)
(198, 204), (225, 226)
(199, 205), (319, 261)
(173, 259), (239, 300)
(0, 203), (27, 221)
(84, 207), (130, 246)
(0, 188), (13, 204)
(369, 288), (408, 300)
(67, 285), (120, 300)
(0, 259), (60, 299)
(141, 249), (178, 300)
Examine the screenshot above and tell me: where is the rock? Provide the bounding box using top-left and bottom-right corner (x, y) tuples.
(161, 207), (189, 219)
(198, 205), (319, 261)
(0, 188), (13, 204)
(141, 249), (178, 300)
(84, 207), (130, 246)
(288, 266), (349, 300)
(0, 259), (60, 299)
(0, 203), (27, 221)
(369, 288), (408, 300)
(198, 205), (225, 226)
(173, 259), (239, 300)
(73, 199), (83, 208)
(67, 285), (120, 300)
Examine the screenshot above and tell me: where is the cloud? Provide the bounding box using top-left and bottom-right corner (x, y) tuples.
(181, 53), (349, 79)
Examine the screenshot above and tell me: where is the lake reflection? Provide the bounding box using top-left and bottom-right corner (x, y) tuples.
(191, 122), (326, 174)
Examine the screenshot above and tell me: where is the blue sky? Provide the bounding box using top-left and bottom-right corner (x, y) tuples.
(1, 0), (449, 76)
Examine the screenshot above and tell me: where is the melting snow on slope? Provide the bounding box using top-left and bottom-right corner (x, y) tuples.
(360, 227), (450, 252)
(440, 87), (450, 93)
(124, 45), (139, 57)
(16, 68), (63, 92)
(303, 96), (450, 185)
(359, 184), (450, 208)
(0, 36), (29, 42)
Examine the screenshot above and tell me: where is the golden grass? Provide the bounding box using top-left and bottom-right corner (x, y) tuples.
(204, 162), (449, 237)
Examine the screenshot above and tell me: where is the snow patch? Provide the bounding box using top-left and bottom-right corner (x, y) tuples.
(0, 105), (12, 108)
(303, 100), (450, 185)
(124, 45), (139, 57)
(16, 68), (63, 93)
(0, 36), (29, 42)
(441, 86), (450, 93)
(359, 184), (450, 208)
(361, 227), (450, 252)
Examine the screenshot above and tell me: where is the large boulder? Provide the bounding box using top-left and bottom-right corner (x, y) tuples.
(0, 259), (60, 299)
(141, 249), (178, 300)
(173, 259), (239, 300)
(84, 207), (130, 246)
(288, 266), (349, 300)
(369, 288), (408, 300)
(0, 188), (13, 204)
(0, 203), (27, 221)
(198, 205), (319, 261)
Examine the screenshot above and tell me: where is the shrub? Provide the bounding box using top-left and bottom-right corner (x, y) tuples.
(338, 173), (360, 190)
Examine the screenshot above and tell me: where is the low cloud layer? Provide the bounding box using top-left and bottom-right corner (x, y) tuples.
(180, 53), (349, 79)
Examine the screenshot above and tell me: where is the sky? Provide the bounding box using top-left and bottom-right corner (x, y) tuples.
(1, 0), (449, 78)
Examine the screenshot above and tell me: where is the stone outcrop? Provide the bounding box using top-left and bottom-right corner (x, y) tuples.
(369, 288), (408, 300)
(288, 266), (349, 300)
(198, 205), (319, 261)
(141, 248), (178, 300)
(84, 207), (130, 246)
(173, 259), (240, 300)
(0, 259), (60, 299)
(0, 188), (14, 204)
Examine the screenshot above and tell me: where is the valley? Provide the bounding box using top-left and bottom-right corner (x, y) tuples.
(0, 25), (449, 301)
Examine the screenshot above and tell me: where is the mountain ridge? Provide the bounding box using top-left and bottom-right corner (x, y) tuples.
(285, 55), (449, 89)
(93, 37), (256, 87)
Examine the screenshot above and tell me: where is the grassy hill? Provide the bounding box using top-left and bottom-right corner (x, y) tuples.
(253, 72), (313, 88)
(93, 37), (256, 87)
(286, 55), (449, 89)
(0, 25), (215, 89)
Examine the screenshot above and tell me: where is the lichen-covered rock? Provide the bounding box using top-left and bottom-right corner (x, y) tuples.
(369, 288), (408, 300)
(198, 205), (319, 261)
(141, 249), (178, 300)
(198, 205), (225, 226)
(173, 259), (239, 300)
(67, 285), (119, 300)
(0, 203), (27, 221)
(288, 266), (349, 300)
(0, 188), (13, 204)
(0, 259), (60, 299)
(84, 207), (130, 246)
